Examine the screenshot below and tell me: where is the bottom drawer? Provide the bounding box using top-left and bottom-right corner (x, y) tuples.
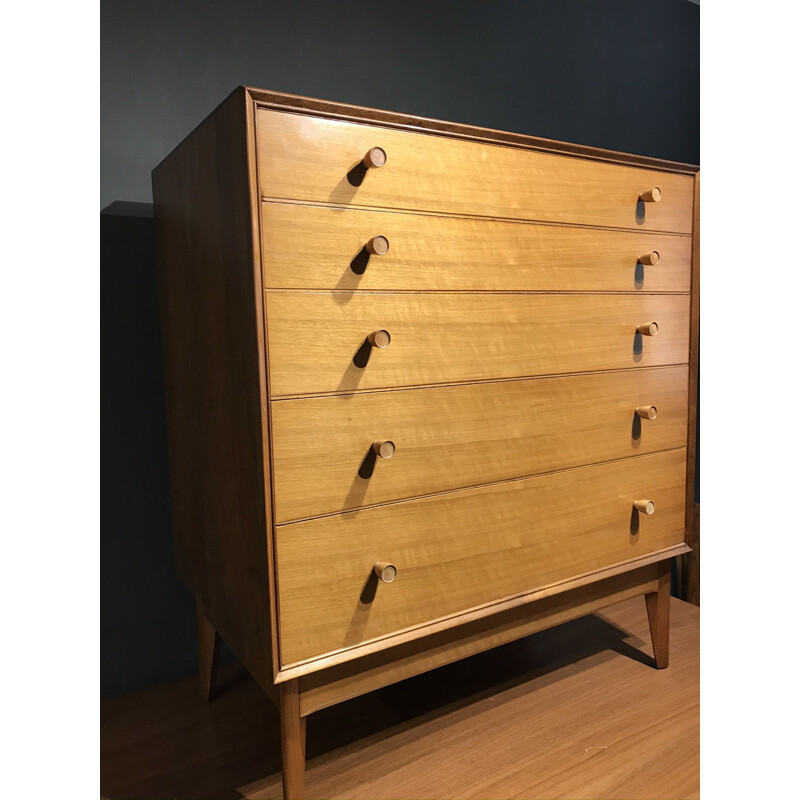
(276, 449), (686, 665)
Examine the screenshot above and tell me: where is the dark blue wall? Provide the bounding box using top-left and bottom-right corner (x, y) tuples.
(101, 0), (699, 697)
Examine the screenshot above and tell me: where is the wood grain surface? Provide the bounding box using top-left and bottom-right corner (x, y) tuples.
(248, 87), (698, 175)
(685, 173), (700, 544)
(256, 109), (694, 233)
(297, 564), (660, 716)
(152, 87), (275, 691)
(279, 680), (306, 799)
(265, 292), (691, 397)
(271, 365), (689, 522)
(276, 449), (687, 665)
(645, 560), (671, 669)
(676, 503), (700, 605)
(148, 87), (700, 800)
(100, 594), (700, 800)
(260, 201), (692, 292)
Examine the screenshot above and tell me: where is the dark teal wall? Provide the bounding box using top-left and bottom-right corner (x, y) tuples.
(102, 0), (699, 208)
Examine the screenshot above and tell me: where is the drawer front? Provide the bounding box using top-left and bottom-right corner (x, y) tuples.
(256, 109), (694, 233)
(266, 292), (690, 397)
(271, 366), (689, 522)
(261, 202), (692, 293)
(276, 449), (687, 665)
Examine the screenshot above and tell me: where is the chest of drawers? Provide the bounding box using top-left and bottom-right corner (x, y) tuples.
(153, 87), (699, 799)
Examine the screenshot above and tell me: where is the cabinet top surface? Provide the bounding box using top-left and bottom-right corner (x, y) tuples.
(244, 86), (699, 175)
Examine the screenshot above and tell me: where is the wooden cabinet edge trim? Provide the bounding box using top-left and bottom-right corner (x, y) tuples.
(246, 88), (698, 175)
(685, 172), (700, 548)
(260, 196), (694, 238)
(261, 197), (696, 239)
(265, 290), (691, 297)
(268, 363), (691, 402)
(273, 542), (690, 682)
(265, 289), (692, 297)
(269, 363), (689, 402)
(245, 93), (283, 683)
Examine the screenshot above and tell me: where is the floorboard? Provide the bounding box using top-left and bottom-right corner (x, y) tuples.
(101, 596), (699, 799)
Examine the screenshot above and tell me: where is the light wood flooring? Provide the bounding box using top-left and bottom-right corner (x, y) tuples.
(101, 595), (699, 799)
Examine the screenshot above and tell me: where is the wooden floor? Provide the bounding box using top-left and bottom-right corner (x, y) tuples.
(101, 596), (699, 800)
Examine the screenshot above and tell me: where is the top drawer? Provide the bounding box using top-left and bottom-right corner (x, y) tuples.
(255, 109), (694, 233)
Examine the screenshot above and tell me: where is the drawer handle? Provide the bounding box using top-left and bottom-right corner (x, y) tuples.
(633, 499), (655, 515)
(373, 562), (397, 583)
(639, 187), (662, 203)
(372, 440), (396, 459)
(636, 322), (659, 336)
(366, 235), (390, 256)
(638, 250), (660, 266)
(367, 329), (391, 348)
(362, 147), (387, 169)
(636, 405), (658, 420)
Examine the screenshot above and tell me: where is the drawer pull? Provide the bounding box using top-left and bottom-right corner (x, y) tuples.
(636, 405), (658, 420)
(373, 562), (397, 583)
(639, 187), (662, 203)
(372, 440), (396, 459)
(633, 499), (655, 515)
(362, 147), (387, 169)
(366, 235), (390, 255)
(636, 322), (659, 336)
(638, 250), (660, 266)
(367, 329), (391, 348)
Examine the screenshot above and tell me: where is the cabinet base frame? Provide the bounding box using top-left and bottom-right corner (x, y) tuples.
(196, 557), (675, 800)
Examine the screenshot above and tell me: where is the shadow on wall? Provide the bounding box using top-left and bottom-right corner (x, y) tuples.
(100, 202), (201, 697)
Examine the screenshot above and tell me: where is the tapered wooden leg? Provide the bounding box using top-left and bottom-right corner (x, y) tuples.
(196, 601), (221, 701)
(645, 560), (671, 669)
(280, 679), (306, 800)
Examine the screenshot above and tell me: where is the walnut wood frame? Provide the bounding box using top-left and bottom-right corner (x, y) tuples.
(154, 87), (699, 800)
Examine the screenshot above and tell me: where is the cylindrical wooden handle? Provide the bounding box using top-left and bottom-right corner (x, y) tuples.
(373, 562), (397, 583)
(362, 147), (387, 169)
(633, 499), (655, 515)
(639, 187), (662, 203)
(639, 250), (660, 266)
(367, 329), (391, 348)
(636, 405), (658, 420)
(366, 235), (390, 255)
(637, 322), (659, 336)
(372, 440), (396, 459)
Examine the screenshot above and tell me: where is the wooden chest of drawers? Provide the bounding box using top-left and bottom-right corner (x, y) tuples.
(153, 87), (698, 799)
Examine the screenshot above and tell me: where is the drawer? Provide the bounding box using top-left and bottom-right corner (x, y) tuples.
(256, 109), (694, 233)
(261, 202), (692, 293)
(271, 366), (688, 522)
(265, 292), (690, 397)
(276, 449), (687, 665)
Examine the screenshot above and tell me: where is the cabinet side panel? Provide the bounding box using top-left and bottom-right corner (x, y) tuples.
(685, 172), (700, 546)
(152, 88), (274, 689)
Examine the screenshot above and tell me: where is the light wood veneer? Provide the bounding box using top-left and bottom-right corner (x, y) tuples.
(295, 563), (664, 717)
(271, 365), (688, 522)
(260, 201), (691, 293)
(256, 109), (693, 233)
(266, 292), (690, 397)
(153, 87), (698, 800)
(276, 449), (686, 665)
